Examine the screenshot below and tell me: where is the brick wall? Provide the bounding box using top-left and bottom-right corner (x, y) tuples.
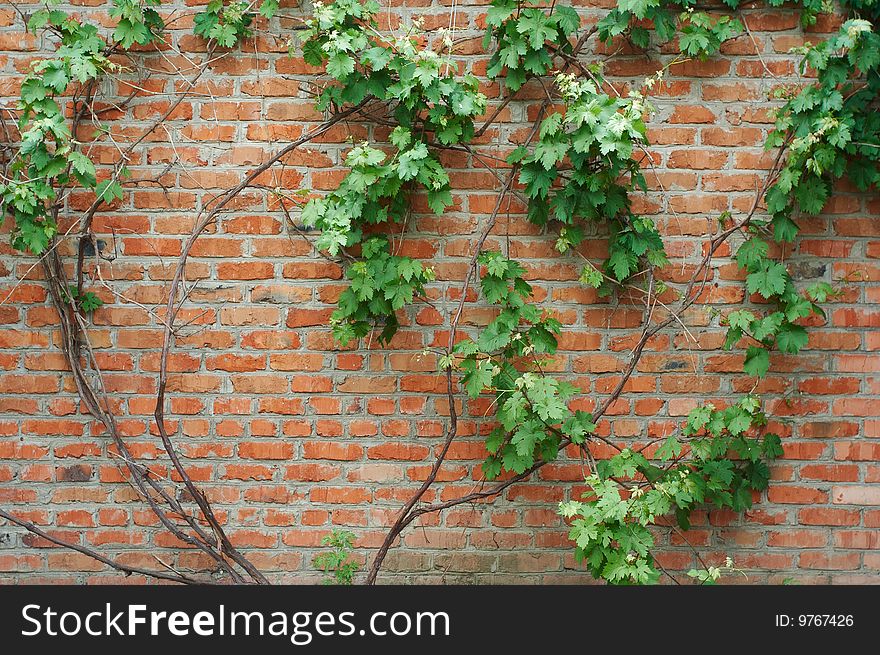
(0, 1), (878, 584)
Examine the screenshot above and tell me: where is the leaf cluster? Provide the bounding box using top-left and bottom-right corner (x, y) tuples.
(454, 252), (596, 478)
(2, 6), (159, 254)
(194, 0), (279, 47)
(302, 0), (485, 143)
(560, 396), (783, 584)
(765, 19), (880, 236)
(483, 0), (582, 92)
(298, 1), (487, 343)
(312, 529), (360, 585)
(330, 236), (435, 345)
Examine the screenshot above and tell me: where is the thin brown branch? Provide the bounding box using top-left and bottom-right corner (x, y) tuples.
(152, 99), (375, 585)
(0, 509), (204, 584)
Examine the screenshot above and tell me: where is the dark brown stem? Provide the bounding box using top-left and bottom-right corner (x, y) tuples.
(41, 250), (246, 582)
(366, 26), (602, 583)
(75, 43), (218, 295)
(152, 100), (375, 585)
(365, 164), (520, 585)
(0, 509), (204, 584)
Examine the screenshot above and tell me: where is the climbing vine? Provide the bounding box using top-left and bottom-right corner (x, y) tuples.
(0, 0), (878, 585)
(299, 0), (486, 343)
(2, 5), (151, 256)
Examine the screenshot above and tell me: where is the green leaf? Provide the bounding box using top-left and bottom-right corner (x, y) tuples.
(28, 9), (53, 33)
(114, 18), (152, 48)
(506, 145), (529, 165)
(20, 78), (48, 104)
(539, 113), (563, 139)
(511, 421), (543, 457)
(554, 6), (581, 35)
(686, 405), (713, 433)
(481, 455), (503, 480)
(618, 0), (654, 20)
(516, 9), (557, 50)
(607, 249), (636, 281)
(735, 238), (769, 271)
(259, 0), (280, 19)
(519, 164), (555, 199)
(656, 435), (682, 460)
(679, 30), (711, 57)
(95, 179), (124, 203)
(762, 433), (784, 459)
(15, 219), (55, 254)
(70, 57), (99, 83)
(771, 213), (800, 243)
(361, 45), (392, 71)
(527, 377), (569, 423)
(501, 443), (531, 474)
(726, 411), (752, 436)
(390, 126), (412, 149)
(726, 310), (755, 332)
(68, 151), (96, 187)
(302, 38), (326, 66)
(486, 1), (516, 28)
(463, 359), (495, 398)
(41, 63), (69, 93)
(743, 346), (770, 378)
(395, 257), (422, 283)
(775, 324), (808, 354)
(746, 262), (788, 299)
(534, 139), (568, 170)
(384, 282), (415, 310)
(807, 282), (834, 304)
(209, 23), (238, 48)
(326, 52), (355, 79)
(795, 177), (828, 215)
(77, 290), (103, 313)
(750, 312), (784, 341)
(427, 188), (452, 214)
(397, 143), (429, 181)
